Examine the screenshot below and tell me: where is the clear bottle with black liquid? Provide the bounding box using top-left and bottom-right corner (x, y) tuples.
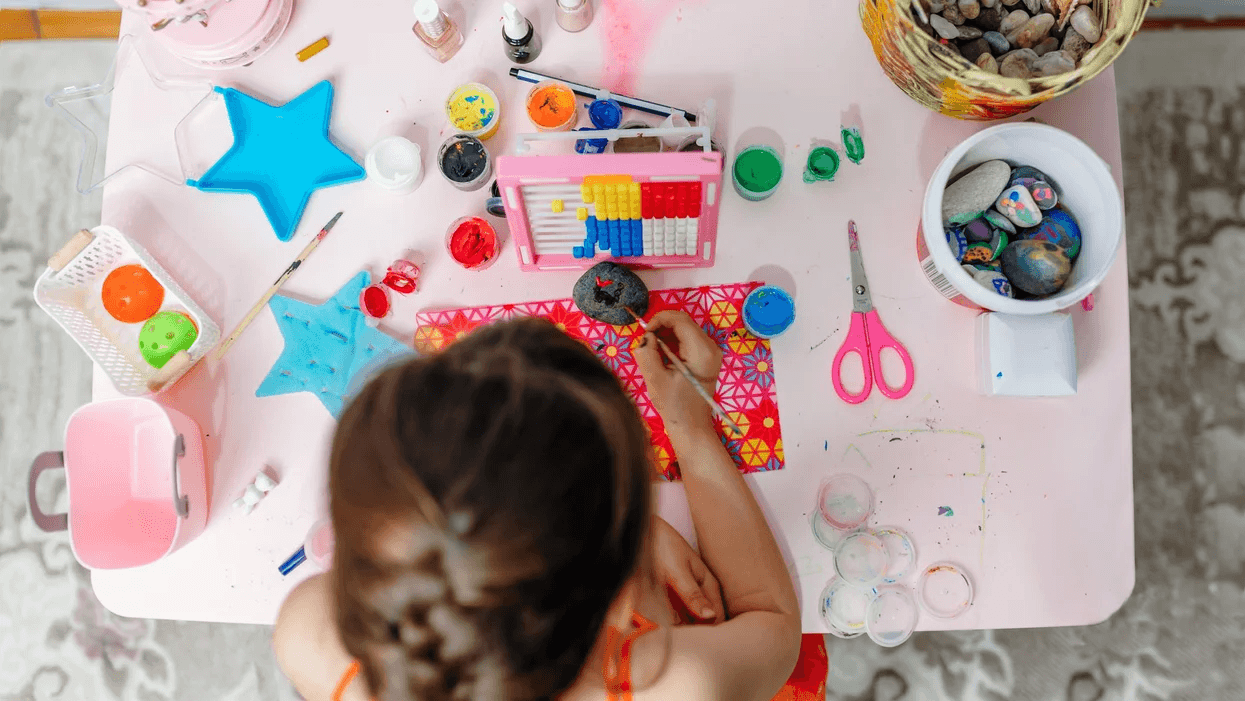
(501, 2), (542, 64)
(412, 0), (464, 63)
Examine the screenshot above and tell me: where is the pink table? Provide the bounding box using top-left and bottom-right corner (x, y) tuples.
(91, 0), (1134, 630)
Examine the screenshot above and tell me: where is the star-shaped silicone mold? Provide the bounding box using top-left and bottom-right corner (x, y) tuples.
(256, 272), (412, 417)
(188, 80), (365, 241)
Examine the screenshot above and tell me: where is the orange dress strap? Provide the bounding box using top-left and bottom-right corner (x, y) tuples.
(602, 613), (660, 701)
(333, 660), (363, 701)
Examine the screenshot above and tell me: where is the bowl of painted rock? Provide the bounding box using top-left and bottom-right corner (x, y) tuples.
(572, 262), (649, 326)
(919, 123), (1123, 314)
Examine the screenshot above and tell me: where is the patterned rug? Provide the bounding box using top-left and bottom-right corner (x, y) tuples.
(2, 31), (1244, 701)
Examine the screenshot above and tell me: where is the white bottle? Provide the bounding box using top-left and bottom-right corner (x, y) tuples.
(555, 0), (593, 32)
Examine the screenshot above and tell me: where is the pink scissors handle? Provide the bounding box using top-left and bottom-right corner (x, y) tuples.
(832, 312), (873, 404)
(863, 310), (915, 399)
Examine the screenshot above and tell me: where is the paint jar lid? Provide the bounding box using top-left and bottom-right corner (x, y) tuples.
(742, 286), (795, 338)
(918, 561), (975, 618)
(819, 576), (869, 639)
(414, 0), (442, 22)
(834, 531), (888, 589)
(818, 473), (873, 530)
(588, 99), (623, 129)
(811, 510), (853, 552)
(866, 585), (919, 647)
(365, 136), (423, 193)
(874, 527), (917, 583)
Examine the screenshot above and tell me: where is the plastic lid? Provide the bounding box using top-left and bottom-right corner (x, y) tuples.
(818, 473), (873, 530)
(811, 511), (851, 552)
(502, 2), (528, 40)
(866, 585), (918, 647)
(918, 561), (975, 618)
(413, 0), (441, 23)
(834, 531), (888, 589)
(818, 577), (869, 639)
(874, 527), (917, 583)
(557, 0), (585, 8)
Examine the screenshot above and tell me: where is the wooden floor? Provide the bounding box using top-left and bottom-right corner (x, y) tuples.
(0, 9), (121, 41)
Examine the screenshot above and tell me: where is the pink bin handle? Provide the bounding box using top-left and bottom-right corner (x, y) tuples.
(28, 451), (68, 533)
(172, 434), (189, 519)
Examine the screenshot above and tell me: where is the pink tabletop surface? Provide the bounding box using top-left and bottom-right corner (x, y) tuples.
(91, 0), (1134, 629)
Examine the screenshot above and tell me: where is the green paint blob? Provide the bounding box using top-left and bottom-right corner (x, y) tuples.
(732, 146), (783, 200)
(803, 146), (840, 183)
(842, 126), (865, 165)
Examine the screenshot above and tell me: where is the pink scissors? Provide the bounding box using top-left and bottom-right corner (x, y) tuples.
(831, 221), (915, 404)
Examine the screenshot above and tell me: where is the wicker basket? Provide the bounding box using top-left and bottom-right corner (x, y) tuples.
(860, 0), (1151, 120)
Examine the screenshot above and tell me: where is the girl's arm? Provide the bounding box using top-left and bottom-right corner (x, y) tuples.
(634, 311), (801, 700)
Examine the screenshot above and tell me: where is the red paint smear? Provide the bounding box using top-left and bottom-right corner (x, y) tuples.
(599, 0), (681, 96)
(449, 218), (498, 269)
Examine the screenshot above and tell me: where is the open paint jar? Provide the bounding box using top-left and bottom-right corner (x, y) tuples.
(818, 473), (873, 529)
(834, 531), (888, 589)
(804, 146), (841, 183)
(614, 120), (664, 154)
(742, 286), (795, 339)
(866, 585), (919, 647)
(446, 216), (499, 271)
(525, 80), (579, 132)
(438, 135), (492, 192)
(365, 136), (423, 194)
(446, 82), (501, 141)
(732, 145), (783, 201)
(819, 576), (869, 639)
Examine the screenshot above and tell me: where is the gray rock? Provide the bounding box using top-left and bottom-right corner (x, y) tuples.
(1022, 0), (1041, 13)
(1007, 12), (1054, 49)
(960, 37), (992, 61)
(1001, 0), (1022, 6)
(999, 9), (1030, 35)
(983, 30), (1010, 54)
(1040, 0), (1058, 14)
(1070, 5), (1100, 42)
(930, 13), (960, 38)
(975, 52), (1000, 73)
(981, 0), (998, 7)
(941, 160), (1011, 226)
(943, 3), (967, 24)
(959, 0), (981, 19)
(1033, 36), (1060, 56)
(929, 0), (946, 11)
(973, 5), (1003, 29)
(1032, 49), (1076, 75)
(999, 48), (1038, 78)
(958, 25), (984, 38)
(573, 262), (650, 325)
(1061, 28), (1092, 61)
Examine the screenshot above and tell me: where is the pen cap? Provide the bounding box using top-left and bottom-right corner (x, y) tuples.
(503, 2), (529, 40)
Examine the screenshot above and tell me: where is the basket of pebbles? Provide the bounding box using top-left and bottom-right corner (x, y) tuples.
(860, 0), (1150, 120)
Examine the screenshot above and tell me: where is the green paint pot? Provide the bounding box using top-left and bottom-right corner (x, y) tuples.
(732, 145), (783, 201)
(803, 146), (840, 183)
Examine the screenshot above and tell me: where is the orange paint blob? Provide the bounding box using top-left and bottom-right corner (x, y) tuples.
(101, 264), (165, 323)
(525, 81), (578, 130)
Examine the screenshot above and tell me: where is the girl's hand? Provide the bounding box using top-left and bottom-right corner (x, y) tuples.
(634, 311), (724, 443)
(652, 517), (725, 625)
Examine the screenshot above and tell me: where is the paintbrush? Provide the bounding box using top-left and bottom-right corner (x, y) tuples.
(210, 211), (344, 363)
(626, 307), (743, 437)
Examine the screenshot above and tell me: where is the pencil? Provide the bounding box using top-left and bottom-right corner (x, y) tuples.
(509, 67), (698, 122)
(626, 308), (743, 437)
(210, 212), (344, 363)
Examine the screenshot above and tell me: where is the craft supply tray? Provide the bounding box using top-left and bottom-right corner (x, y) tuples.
(34, 226), (220, 396)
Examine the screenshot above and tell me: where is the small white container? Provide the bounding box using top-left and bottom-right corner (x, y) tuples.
(976, 312), (1077, 396)
(366, 136), (424, 194)
(918, 123), (1123, 315)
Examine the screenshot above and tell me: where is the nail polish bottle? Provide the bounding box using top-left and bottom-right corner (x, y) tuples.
(555, 0), (593, 32)
(413, 0), (464, 63)
(502, 2), (542, 64)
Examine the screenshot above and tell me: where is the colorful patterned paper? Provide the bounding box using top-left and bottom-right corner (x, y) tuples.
(414, 282), (785, 481)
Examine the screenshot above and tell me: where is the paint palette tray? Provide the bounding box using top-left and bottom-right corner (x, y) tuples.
(496, 127), (724, 272)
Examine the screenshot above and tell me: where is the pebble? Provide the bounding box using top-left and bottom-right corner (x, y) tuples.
(1000, 240), (1072, 296)
(984, 209), (1016, 235)
(1033, 49), (1076, 75)
(996, 184), (1043, 227)
(1028, 180), (1059, 209)
(1022, 0), (1041, 13)
(1025, 207), (1082, 258)
(572, 262), (650, 325)
(988, 228), (1010, 258)
(1070, 5), (1101, 42)
(983, 30), (1010, 54)
(964, 217), (994, 243)
(963, 244), (994, 265)
(959, 0), (981, 19)
(999, 9), (1030, 36)
(942, 159), (1011, 225)
(973, 268), (1015, 297)
(1033, 36), (1060, 56)
(943, 2), (967, 23)
(930, 13), (960, 39)
(976, 52), (1000, 73)
(958, 25), (984, 38)
(1040, 0), (1058, 14)
(1062, 29), (1093, 61)
(946, 226), (969, 261)
(974, 6), (1004, 30)
(981, 0), (998, 7)
(1001, 0), (1022, 6)
(1008, 13), (1055, 49)
(999, 48), (1038, 78)
(929, 0), (946, 10)
(1009, 165), (1053, 189)
(960, 38), (992, 62)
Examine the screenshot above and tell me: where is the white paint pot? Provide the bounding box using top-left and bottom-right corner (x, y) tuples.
(917, 123), (1123, 314)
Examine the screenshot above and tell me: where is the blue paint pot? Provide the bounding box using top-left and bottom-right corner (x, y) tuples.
(742, 286), (796, 339)
(588, 98), (623, 129)
(574, 127), (608, 154)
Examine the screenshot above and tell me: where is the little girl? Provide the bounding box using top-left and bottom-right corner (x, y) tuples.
(274, 312), (818, 701)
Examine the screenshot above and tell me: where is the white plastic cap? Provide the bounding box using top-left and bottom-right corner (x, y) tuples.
(558, 0), (584, 9)
(502, 2), (528, 40)
(414, 0), (442, 23)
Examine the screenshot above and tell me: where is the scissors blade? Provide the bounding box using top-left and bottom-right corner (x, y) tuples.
(847, 220), (874, 314)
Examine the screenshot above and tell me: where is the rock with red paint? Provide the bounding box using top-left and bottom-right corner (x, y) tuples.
(572, 261), (649, 326)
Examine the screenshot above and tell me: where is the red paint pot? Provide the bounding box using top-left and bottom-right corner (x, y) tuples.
(445, 216), (499, 271)
(360, 284), (391, 320)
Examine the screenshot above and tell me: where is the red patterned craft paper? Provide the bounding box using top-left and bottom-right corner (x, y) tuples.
(413, 283), (784, 481)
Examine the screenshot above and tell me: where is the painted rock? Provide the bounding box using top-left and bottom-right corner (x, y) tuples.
(1009, 165), (1054, 190)
(983, 30), (1010, 55)
(572, 261), (650, 326)
(945, 226), (969, 261)
(963, 243), (995, 265)
(1000, 240), (1072, 296)
(1025, 208), (1082, 258)
(1028, 180), (1058, 209)
(101, 264), (165, 324)
(996, 185), (1043, 227)
(984, 208), (1016, 235)
(972, 268), (1015, 298)
(972, 260), (1002, 272)
(942, 159), (1011, 225)
(988, 228), (1009, 258)
(139, 310), (198, 369)
(963, 217), (994, 243)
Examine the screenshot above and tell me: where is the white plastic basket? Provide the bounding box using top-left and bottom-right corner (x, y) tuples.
(34, 226), (220, 395)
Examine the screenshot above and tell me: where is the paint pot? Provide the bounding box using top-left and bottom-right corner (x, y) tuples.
(525, 80), (579, 132)
(742, 286), (795, 339)
(918, 123), (1123, 314)
(917, 561), (975, 618)
(818, 473), (874, 530)
(445, 82), (500, 141)
(121, 0), (294, 70)
(437, 134), (492, 192)
(365, 136), (423, 194)
(866, 585), (918, 648)
(445, 216), (499, 270)
(732, 145), (783, 201)
(613, 120), (663, 154)
(819, 576), (868, 639)
(574, 128), (609, 154)
(588, 98), (623, 129)
(804, 146), (840, 183)
(359, 283), (391, 324)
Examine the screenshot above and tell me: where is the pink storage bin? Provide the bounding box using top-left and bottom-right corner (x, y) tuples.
(28, 398), (208, 570)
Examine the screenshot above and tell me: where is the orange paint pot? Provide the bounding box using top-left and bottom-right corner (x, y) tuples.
(525, 80), (578, 132)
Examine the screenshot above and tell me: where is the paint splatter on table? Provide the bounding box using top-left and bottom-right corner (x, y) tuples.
(414, 282), (786, 481)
